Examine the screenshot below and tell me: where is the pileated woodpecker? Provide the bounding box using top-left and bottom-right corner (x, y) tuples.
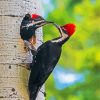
(28, 23), (76, 100)
(20, 13), (53, 49)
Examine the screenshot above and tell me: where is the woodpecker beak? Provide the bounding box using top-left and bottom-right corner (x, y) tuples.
(31, 14), (54, 28)
(53, 23), (70, 38)
(34, 20), (54, 28)
(53, 23), (62, 36)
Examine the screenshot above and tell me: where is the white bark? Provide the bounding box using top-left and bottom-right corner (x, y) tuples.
(0, 0), (44, 100)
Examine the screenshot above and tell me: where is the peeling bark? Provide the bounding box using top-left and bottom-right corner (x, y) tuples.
(0, 0), (44, 100)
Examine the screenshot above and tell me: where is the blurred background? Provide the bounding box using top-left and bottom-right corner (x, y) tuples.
(41, 0), (100, 100)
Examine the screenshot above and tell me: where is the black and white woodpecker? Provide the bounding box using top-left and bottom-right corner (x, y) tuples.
(28, 21), (76, 100)
(20, 13), (53, 50)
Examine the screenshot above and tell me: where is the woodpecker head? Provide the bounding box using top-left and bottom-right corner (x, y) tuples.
(31, 14), (44, 21)
(31, 14), (53, 28)
(23, 13), (31, 21)
(61, 23), (76, 37)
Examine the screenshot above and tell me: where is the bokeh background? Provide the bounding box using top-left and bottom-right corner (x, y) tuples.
(42, 0), (100, 100)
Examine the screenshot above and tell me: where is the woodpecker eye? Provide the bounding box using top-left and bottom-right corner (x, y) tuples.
(32, 20), (35, 24)
(61, 27), (67, 34)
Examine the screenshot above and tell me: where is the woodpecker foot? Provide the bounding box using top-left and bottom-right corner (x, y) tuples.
(24, 64), (31, 70)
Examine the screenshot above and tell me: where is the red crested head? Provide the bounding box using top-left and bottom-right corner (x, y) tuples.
(31, 14), (40, 19)
(61, 23), (76, 36)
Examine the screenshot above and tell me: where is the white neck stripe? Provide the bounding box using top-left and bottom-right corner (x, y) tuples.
(51, 34), (68, 43)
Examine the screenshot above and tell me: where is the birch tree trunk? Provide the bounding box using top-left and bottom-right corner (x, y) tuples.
(0, 0), (44, 100)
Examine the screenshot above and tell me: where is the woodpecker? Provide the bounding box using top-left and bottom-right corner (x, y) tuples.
(20, 13), (53, 48)
(28, 23), (76, 100)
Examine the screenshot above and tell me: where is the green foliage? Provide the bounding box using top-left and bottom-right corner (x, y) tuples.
(43, 0), (100, 99)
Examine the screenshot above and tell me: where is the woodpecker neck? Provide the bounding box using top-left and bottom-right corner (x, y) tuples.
(51, 28), (69, 45)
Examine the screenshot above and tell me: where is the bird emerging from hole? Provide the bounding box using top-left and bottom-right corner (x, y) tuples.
(20, 13), (53, 51)
(28, 22), (76, 100)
